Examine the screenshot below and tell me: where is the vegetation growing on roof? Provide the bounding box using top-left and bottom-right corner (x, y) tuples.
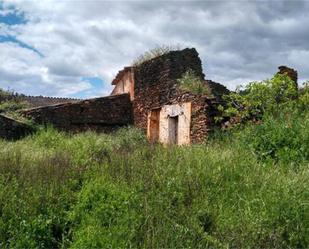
(132, 44), (181, 66)
(177, 69), (211, 95)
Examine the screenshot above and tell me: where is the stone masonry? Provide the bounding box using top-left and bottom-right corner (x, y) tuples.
(21, 93), (133, 133)
(2, 48), (300, 143)
(12, 48), (228, 144)
(133, 48), (217, 143)
(0, 114), (34, 140)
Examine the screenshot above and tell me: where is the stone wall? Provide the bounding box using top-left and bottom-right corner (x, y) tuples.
(154, 102), (191, 145)
(1, 48), (227, 142)
(167, 93), (217, 143)
(205, 80), (230, 100)
(111, 67), (135, 100)
(21, 93), (133, 133)
(133, 48), (214, 143)
(0, 114), (34, 140)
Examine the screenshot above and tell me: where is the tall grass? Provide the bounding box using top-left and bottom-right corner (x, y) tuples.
(132, 45), (182, 66)
(0, 109), (308, 248)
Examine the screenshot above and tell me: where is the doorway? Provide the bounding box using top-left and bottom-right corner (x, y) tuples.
(168, 115), (179, 145)
(148, 108), (161, 143)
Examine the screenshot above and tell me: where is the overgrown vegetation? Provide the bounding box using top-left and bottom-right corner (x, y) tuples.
(216, 74), (302, 124)
(132, 44), (181, 66)
(0, 88), (32, 124)
(0, 88), (26, 98)
(0, 89), (11, 97)
(0, 117), (308, 247)
(0, 75), (308, 248)
(177, 69), (211, 95)
(0, 99), (29, 114)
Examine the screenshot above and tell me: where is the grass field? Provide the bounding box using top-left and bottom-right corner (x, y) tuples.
(0, 103), (308, 248)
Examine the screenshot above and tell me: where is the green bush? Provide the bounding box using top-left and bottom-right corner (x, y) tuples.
(0, 100), (29, 113)
(299, 81), (309, 110)
(217, 73), (298, 123)
(69, 178), (141, 248)
(242, 107), (309, 165)
(0, 88), (11, 97)
(177, 69), (210, 95)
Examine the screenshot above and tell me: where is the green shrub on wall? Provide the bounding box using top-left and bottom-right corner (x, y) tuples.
(132, 45), (181, 66)
(177, 69), (210, 95)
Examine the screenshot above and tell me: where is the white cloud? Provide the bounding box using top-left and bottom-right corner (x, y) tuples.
(0, 42), (92, 96)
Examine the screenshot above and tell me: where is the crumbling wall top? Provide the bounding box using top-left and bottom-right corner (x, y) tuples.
(277, 66), (298, 87)
(111, 66), (134, 85)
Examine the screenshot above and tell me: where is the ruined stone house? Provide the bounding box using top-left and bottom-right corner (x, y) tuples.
(109, 48), (230, 144)
(1, 47), (297, 143)
(16, 48), (229, 144)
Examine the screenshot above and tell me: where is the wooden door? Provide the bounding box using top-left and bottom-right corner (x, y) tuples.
(148, 109), (160, 143)
(168, 116), (178, 145)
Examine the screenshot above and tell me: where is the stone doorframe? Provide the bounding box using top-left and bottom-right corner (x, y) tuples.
(147, 102), (191, 145)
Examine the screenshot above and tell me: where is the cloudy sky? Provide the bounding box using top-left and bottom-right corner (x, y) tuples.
(1, 0), (308, 98)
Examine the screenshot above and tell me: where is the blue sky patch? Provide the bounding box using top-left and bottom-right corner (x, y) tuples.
(0, 5), (27, 25)
(70, 77), (109, 99)
(0, 11), (27, 25)
(0, 5), (43, 57)
(82, 77), (104, 89)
